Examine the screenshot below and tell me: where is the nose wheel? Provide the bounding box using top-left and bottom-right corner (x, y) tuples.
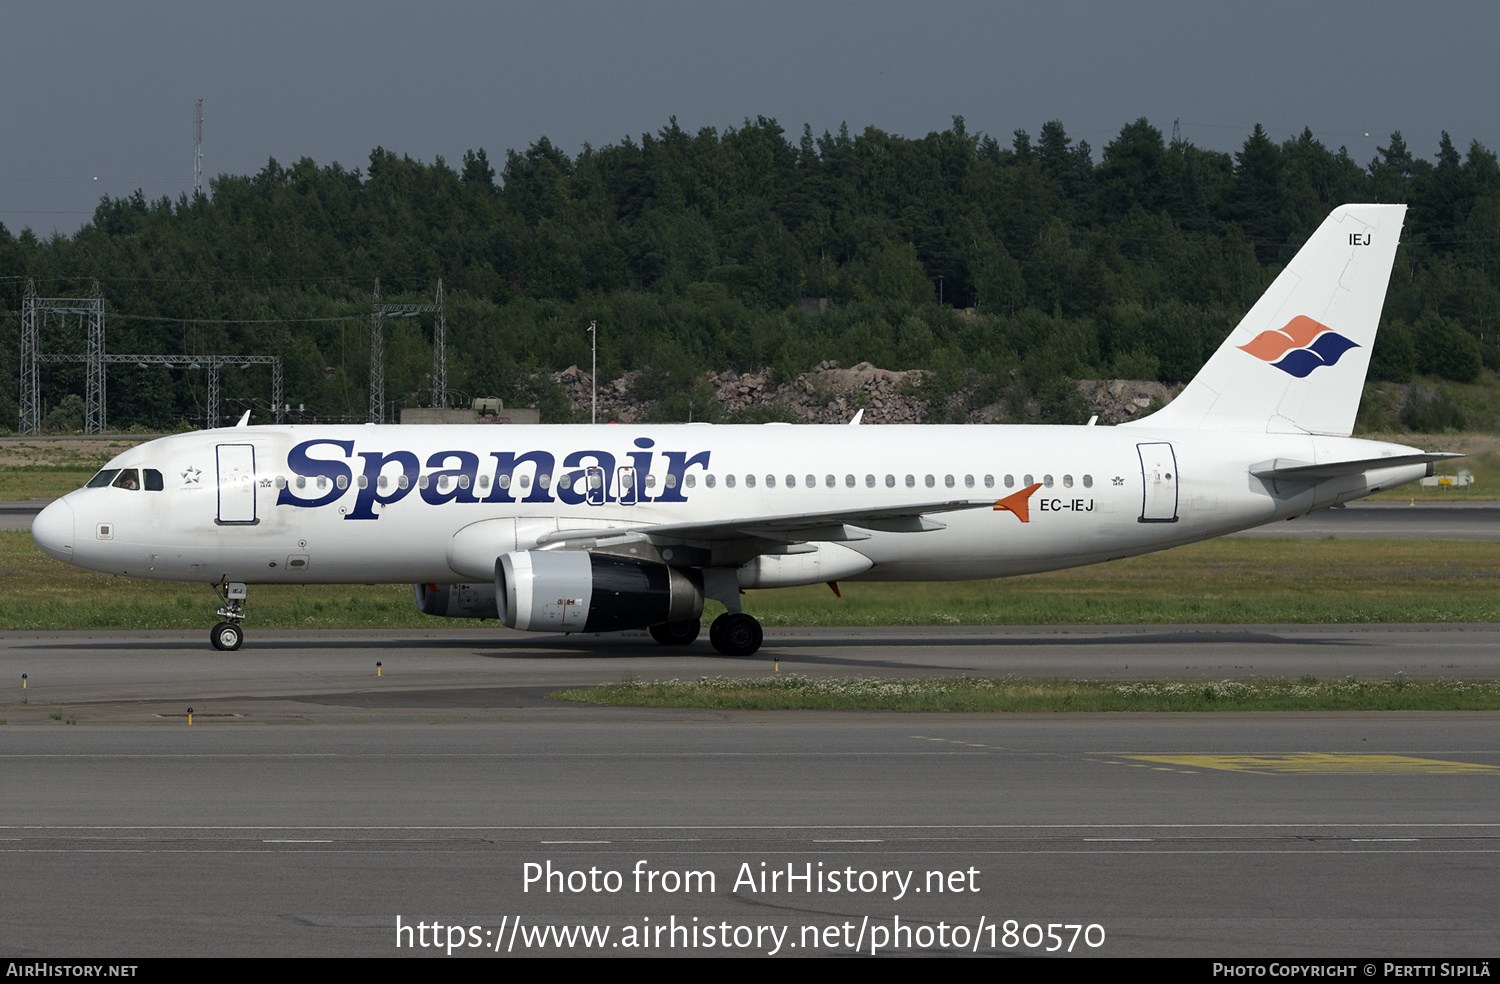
(211, 621), (244, 651)
(210, 580), (248, 652)
(709, 612), (763, 656)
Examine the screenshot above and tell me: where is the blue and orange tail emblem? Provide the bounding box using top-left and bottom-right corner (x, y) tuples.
(1238, 316), (1358, 378)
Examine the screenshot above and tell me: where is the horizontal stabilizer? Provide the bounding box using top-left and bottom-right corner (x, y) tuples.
(1249, 453), (1462, 481)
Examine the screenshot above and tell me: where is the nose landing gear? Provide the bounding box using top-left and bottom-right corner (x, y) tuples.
(210, 581), (248, 651)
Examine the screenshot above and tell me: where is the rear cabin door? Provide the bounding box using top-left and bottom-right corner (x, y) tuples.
(1136, 442), (1179, 523)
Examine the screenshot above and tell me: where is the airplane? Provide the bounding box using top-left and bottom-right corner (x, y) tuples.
(30, 203), (1457, 655)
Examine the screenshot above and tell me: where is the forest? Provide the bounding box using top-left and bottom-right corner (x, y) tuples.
(1, 115), (1497, 430)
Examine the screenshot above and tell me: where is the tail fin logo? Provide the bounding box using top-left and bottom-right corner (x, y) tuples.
(1237, 316), (1359, 379)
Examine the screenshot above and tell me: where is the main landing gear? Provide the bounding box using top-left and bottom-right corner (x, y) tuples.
(708, 612), (763, 657)
(210, 581), (247, 651)
(647, 612), (764, 656)
(648, 619), (701, 646)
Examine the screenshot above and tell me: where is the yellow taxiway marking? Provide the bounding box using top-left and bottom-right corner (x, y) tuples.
(1125, 754), (1500, 775)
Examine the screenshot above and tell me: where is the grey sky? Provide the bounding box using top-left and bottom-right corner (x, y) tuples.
(3, 0), (1497, 237)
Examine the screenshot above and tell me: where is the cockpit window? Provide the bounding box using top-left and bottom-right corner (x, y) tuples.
(111, 469), (141, 490)
(144, 469), (164, 491)
(86, 469), (120, 488)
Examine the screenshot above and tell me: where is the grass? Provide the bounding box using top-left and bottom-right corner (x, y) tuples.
(0, 466), (102, 500)
(0, 436), (148, 500)
(550, 674), (1500, 712)
(3, 530), (1500, 631)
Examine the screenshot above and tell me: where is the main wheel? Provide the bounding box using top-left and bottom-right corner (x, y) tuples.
(210, 621), (244, 652)
(709, 612), (763, 656)
(649, 619), (701, 646)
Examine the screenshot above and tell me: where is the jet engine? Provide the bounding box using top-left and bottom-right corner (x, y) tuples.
(495, 550), (704, 633)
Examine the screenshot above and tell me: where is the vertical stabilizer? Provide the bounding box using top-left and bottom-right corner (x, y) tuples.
(1131, 204), (1406, 436)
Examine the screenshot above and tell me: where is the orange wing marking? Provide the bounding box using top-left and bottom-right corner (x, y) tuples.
(993, 483), (1043, 523)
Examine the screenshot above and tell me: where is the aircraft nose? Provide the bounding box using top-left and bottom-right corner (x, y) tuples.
(31, 498), (74, 562)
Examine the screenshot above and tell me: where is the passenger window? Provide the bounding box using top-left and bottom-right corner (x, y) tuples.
(825, 475), (835, 488)
(418, 475), (429, 490)
(275, 476), (287, 490)
(335, 475), (348, 490)
(845, 474), (855, 488)
(459, 475), (471, 490)
(665, 474), (677, 489)
(358, 475), (369, 489)
(786, 475), (796, 488)
(944, 475), (954, 488)
(726, 474), (736, 488)
(905, 475), (915, 488)
(925, 475), (935, 488)
(539, 474), (551, 489)
(984, 475), (994, 489)
(964, 475), (974, 488)
(765, 475), (775, 488)
(746, 474), (757, 488)
(1083, 474), (1093, 488)
(644, 474), (656, 488)
(497, 475), (510, 489)
(317, 476), (328, 490)
(1005, 474), (1014, 488)
(706, 474), (716, 488)
(145, 469), (164, 491)
(519, 475), (530, 489)
(1063, 475), (1073, 488)
(1043, 475), (1053, 488)
(865, 474), (875, 488)
(805, 474), (815, 488)
(885, 475), (895, 488)
(1023, 474), (1033, 487)
(685, 474), (696, 488)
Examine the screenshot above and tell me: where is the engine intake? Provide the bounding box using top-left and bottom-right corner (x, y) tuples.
(496, 551), (704, 633)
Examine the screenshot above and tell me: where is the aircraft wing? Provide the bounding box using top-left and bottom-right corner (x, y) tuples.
(534, 498), (997, 547)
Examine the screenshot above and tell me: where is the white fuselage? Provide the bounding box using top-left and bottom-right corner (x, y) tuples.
(32, 422), (1429, 588)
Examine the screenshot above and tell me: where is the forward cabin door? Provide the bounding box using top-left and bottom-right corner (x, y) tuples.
(1136, 442), (1179, 523)
(216, 443), (258, 525)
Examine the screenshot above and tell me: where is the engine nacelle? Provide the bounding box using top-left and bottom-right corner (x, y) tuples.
(496, 551), (704, 633)
(412, 582), (500, 619)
